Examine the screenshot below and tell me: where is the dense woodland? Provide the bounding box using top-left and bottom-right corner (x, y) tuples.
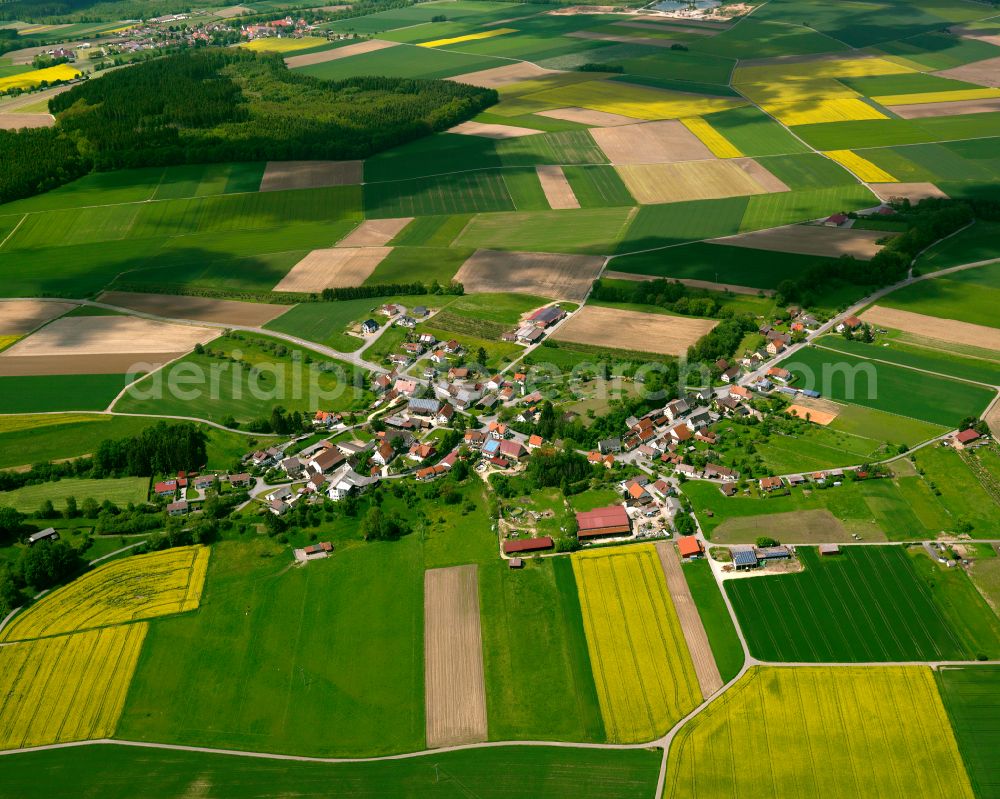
(0, 50), (496, 204)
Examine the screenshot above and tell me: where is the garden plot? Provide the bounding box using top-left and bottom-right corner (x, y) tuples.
(0, 316), (217, 359)
(335, 217), (413, 247)
(861, 305), (1000, 352)
(553, 305), (717, 356)
(259, 160), (363, 191)
(869, 182), (949, 202)
(97, 291), (291, 326)
(447, 61), (561, 88)
(536, 165), (580, 209)
(936, 56), (1000, 88)
(454, 249), (604, 301)
(710, 224), (887, 259)
(284, 39), (399, 69)
(0, 300), (77, 335)
(786, 397), (841, 425)
(590, 120), (714, 165)
(615, 158), (787, 204)
(424, 565), (488, 749)
(274, 247), (393, 292)
(448, 120), (544, 138)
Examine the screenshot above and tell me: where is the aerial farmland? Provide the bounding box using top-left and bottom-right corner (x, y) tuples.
(0, 0), (999, 795)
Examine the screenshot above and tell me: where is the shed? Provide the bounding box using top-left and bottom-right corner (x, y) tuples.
(27, 528), (59, 546)
(502, 536), (554, 555)
(576, 504), (631, 540)
(677, 535), (703, 559)
(508, 557), (524, 569)
(819, 543), (841, 556)
(732, 547), (758, 570)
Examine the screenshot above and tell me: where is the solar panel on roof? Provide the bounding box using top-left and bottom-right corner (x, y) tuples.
(733, 550), (758, 566)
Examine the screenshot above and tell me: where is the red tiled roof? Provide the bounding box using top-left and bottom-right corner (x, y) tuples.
(677, 536), (703, 557)
(576, 505), (630, 538)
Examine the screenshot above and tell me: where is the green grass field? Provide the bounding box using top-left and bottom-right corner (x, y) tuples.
(479, 557), (604, 742)
(0, 742), (661, 799)
(364, 171), (515, 218)
(936, 665), (1000, 799)
(0, 375), (134, 413)
(297, 43), (503, 80)
(366, 246), (471, 286)
(665, 665), (975, 799)
(0, 476), (149, 513)
(609, 240), (834, 289)
(877, 262), (1000, 329)
(118, 537), (425, 756)
(682, 559), (744, 684)
(454, 207), (634, 254)
(615, 197), (748, 254)
(0, 414), (253, 470)
(738, 185), (877, 232)
(917, 221), (1000, 272)
(115, 333), (370, 424)
(726, 546), (998, 662)
(495, 130), (606, 167)
(911, 445), (1000, 538)
(781, 346), (995, 427)
(364, 134), (500, 182)
(815, 335), (1000, 386)
(561, 165), (635, 208)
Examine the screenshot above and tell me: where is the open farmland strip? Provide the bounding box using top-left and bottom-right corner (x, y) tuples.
(423, 565), (487, 748)
(610, 556), (655, 740)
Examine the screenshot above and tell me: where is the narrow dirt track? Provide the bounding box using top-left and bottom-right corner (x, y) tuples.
(654, 543), (723, 698)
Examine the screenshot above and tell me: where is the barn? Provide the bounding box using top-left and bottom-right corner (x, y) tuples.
(575, 505), (631, 541)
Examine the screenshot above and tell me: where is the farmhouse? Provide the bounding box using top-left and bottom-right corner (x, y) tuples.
(732, 547), (758, 570)
(326, 465), (375, 501)
(528, 305), (566, 328)
(309, 447), (345, 475)
(167, 500), (189, 517)
(502, 536), (554, 555)
(759, 476), (784, 492)
(952, 428), (982, 450)
(228, 473), (252, 488)
(576, 504), (631, 541)
(154, 480), (178, 497)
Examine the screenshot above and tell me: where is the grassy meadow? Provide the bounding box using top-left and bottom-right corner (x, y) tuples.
(682, 559), (744, 684)
(0, 476), (149, 514)
(936, 666), (1000, 799)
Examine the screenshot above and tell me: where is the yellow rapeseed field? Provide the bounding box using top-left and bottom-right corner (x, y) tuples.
(419, 28), (516, 48)
(1, 546), (210, 642)
(0, 63), (80, 92)
(241, 36), (330, 53)
(734, 56), (913, 85)
(573, 544), (701, 743)
(764, 98), (887, 126)
(524, 80), (745, 121)
(0, 335), (20, 352)
(825, 149), (897, 182)
(738, 78), (857, 106)
(0, 624), (146, 750)
(665, 666), (975, 799)
(872, 88), (1000, 106)
(681, 117), (742, 158)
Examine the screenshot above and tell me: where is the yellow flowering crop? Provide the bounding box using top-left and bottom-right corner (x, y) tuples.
(573, 544), (701, 743)
(419, 28), (516, 48)
(825, 149), (897, 182)
(681, 117), (743, 158)
(0, 624), (146, 750)
(873, 88), (1000, 106)
(0, 64), (81, 92)
(1, 546), (210, 642)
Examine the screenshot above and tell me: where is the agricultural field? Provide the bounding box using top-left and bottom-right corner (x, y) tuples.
(552, 305), (717, 357)
(0, 743), (662, 799)
(0, 374), (135, 413)
(114, 332), (371, 424)
(665, 666), (975, 799)
(1, 546), (210, 641)
(875, 263), (1000, 330)
(0, 414), (250, 471)
(0, 625), (147, 750)
(681, 559), (744, 685)
(479, 558), (604, 742)
(780, 345), (995, 427)
(725, 546), (1000, 662)
(572, 544), (701, 743)
(936, 666), (1000, 799)
(0, 476), (149, 515)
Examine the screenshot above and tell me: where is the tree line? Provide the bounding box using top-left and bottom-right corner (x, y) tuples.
(1, 49), (496, 204)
